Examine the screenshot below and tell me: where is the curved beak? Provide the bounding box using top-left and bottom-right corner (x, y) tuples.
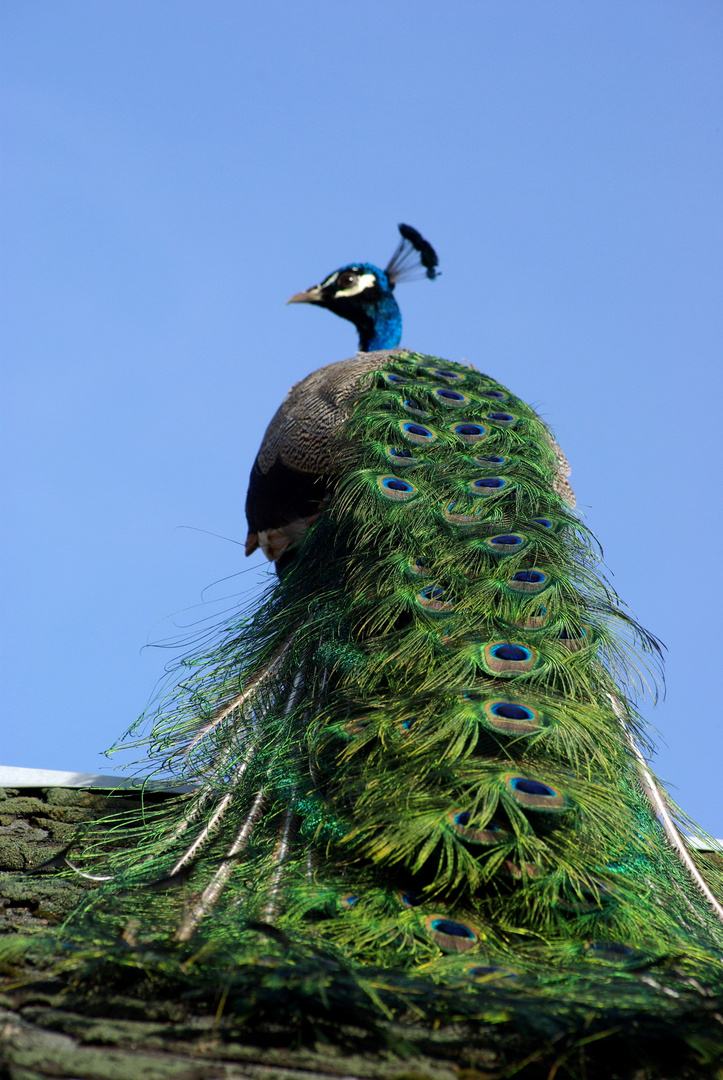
(286, 284), (324, 305)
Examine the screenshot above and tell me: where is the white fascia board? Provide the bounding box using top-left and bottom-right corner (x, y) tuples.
(0, 764), (193, 793)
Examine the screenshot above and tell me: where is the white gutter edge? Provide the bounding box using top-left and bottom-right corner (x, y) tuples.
(0, 764), (193, 794)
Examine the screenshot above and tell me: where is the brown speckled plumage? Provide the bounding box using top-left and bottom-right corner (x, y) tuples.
(255, 352), (390, 476)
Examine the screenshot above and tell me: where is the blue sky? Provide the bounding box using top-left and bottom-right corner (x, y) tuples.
(2, 1), (722, 832)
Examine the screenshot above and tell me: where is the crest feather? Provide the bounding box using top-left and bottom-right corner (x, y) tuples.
(386, 223), (440, 285)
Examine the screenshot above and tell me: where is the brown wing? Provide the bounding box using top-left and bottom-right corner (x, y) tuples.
(244, 351), (393, 563)
(546, 431), (576, 508)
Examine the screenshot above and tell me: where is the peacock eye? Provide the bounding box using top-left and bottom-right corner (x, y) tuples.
(337, 271), (358, 289)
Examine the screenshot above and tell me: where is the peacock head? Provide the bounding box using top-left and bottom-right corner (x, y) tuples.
(287, 224), (439, 353)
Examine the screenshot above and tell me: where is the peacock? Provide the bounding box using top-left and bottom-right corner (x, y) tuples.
(8, 225), (723, 1077)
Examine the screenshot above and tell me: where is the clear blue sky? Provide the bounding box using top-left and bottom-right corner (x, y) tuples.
(2, 2), (722, 832)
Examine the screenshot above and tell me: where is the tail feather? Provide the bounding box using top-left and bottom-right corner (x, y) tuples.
(19, 351), (723, 1064)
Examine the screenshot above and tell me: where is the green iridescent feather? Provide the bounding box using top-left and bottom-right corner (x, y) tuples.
(11, 351), (723, 1068)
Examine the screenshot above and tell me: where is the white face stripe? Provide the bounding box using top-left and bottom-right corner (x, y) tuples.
(333, 271), (377, 298)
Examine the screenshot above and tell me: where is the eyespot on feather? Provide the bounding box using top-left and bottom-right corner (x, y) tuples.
(447, 809), (511, 845)
(473, 454), (507, 466)
(424, 915), (481, 953)
(503, 774), (571, 812)
(478, 699), (546, 735)
(416, 585), (455, 615)
(443, 500), (486, 526)
(483, 642), (537, 674)
(397, 419), (438, 445)
(510, 605), (549, 630)
(385, 446), (419, 467)
(376, 476), (418, 502)
(504, 860), (542, 880)
(429, 367), (469, 384)
(584, 941), (644, 965)
(450, 421), (488, 445)
(398, 890), (424, 907)
(401, 397), (431, 418)
(405, 556), (431, 577)
(402, 354), (441, 368)
(485, 411), (519, 428)
(558, 624), (591, 650)
(379, 372), (409, 387)
(432, 387), (473, 408)
(343, 719), (368, 736)
(485, 533), (527, 554)
(507, 569), (550, 594)
(467, 477), (508, 497)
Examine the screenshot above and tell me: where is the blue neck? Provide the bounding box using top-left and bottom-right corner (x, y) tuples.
(357, 293), (402, 351)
